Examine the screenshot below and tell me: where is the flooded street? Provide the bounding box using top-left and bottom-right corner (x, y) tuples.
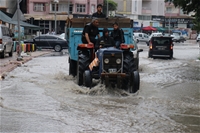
(0, 43), (200, 132)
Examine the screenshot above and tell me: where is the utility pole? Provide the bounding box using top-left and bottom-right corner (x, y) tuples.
(54, 0), (59, 35)
(107, 0), (109, 17)
(17, 0), (22, 61)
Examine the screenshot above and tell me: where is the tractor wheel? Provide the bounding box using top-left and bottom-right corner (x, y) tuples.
(77, 51), (90, 86)
(83, 70), (92, 88)
(121, 52), (135, 90)
(130, 71), (140, 93)
(69, 58), (77, 77)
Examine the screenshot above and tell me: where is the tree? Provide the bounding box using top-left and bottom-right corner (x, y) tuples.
(103, 0), (118, 16)
(166, 0), (200, 32)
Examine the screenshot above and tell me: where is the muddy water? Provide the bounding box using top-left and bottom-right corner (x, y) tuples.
(0, 45), (200, 132)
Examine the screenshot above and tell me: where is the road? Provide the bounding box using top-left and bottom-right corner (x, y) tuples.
(0, 42), (200, 132)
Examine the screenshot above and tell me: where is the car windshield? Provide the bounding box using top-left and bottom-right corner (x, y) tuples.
(152, 37), (172, 45)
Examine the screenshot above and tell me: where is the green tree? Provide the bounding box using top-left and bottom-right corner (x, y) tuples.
(166, 0), (200, 32)
(103, 0), (118, 16)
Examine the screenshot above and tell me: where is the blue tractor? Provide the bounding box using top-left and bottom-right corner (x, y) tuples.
(66, 18), (141, 93)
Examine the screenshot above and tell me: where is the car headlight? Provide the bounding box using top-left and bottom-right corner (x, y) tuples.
(116, 58), (121, 64)
(104, 58), (109, 64)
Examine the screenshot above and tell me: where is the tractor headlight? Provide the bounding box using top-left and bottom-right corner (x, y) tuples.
(104, 58), (109, 64)
(116, 58), (121, 64)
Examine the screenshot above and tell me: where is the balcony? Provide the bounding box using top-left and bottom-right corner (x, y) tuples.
(142, 7), (151, 14)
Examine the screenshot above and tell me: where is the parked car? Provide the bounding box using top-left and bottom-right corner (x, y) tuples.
(148, 36), (174, 59)
(196, 34), (200, 42)
(59, 33), (66, 40)
(0, 24), (14, 58)
(134, 33), (149, 44)
(24, 35), (68, 52)
(171, 33), (186, 43)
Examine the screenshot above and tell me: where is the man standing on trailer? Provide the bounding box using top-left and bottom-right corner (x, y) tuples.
(92, 4), (106, 18)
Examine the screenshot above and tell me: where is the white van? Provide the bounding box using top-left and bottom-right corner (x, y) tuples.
(133, 33), (149, 44)
(0, 24), (14, 58)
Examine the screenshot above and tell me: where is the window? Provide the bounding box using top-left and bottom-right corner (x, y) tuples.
(91, 5), (95, 14)
(138, 15), (151, 20)
(76, 4), (86, 13)
(34, 3), (45, 12)
(52, 3), (58, 11)
(135, 1), (137, 12)
(69, 4), (73, 14)
(166, 7), (172, 12)
(45, 36), (57, 39)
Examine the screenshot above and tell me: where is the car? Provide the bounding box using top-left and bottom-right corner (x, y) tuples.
(24, 35), (68, 52)
(0, 24), (14, 58)
(133, 33), (149, 44)
(148, 32), (162, 45)
(148, 36), (174, 59)
(196, 34), (200, 42)
(171, 32), (185, 43)
(59, 33), (66, 40)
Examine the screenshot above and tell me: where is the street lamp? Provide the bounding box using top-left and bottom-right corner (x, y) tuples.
(54, 0), (59, 35)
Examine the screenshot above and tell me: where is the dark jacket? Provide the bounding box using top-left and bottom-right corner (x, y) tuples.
(92, 12), (106, 18)
(96, 28), (115, 49)
(110, 29), (125, 43)
(82, 23), (99, 44)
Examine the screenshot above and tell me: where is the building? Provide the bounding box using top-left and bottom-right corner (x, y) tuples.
(0, 0), (17, 14)
(164, 2), (194, 29)
(22, 0), (98, 34)
(115, 0), (165, 28)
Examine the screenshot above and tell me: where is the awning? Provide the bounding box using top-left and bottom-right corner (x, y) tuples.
(142, 26), (157, 31)
(24, 14), (73, 21)
(0, 10), (40, 29)
(0, 10), (17, 24)
(153, 27), (165, 31)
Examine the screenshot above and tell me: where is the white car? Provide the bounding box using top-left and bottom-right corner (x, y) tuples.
(197, 34), (200, 42)
(133, 33), (149, 44)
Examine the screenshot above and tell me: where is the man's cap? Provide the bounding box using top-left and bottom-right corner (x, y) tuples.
(97, 4), (103, 8)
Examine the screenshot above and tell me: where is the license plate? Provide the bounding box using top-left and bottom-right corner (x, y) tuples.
(158, 47), (165, 50)
(108, 68), (117, 73)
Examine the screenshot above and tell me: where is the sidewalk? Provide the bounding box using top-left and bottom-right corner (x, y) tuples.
(0, 51), (51, 80)
(186, 39), (197, 44)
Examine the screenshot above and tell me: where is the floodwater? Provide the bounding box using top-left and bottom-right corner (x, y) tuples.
(0, 44), (200, 132)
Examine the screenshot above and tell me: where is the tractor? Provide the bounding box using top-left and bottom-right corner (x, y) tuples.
(66, 18), (140, 93)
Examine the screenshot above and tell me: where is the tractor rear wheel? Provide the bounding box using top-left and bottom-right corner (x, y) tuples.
(121, 52), (135, 90)
(77, 51), (90, 86)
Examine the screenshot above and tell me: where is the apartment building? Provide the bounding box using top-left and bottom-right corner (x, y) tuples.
(22, 0), (98, 34)
(0, 0), (17, 14)
(115, 0), (165, 28)
(165, 2), (194, 29)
